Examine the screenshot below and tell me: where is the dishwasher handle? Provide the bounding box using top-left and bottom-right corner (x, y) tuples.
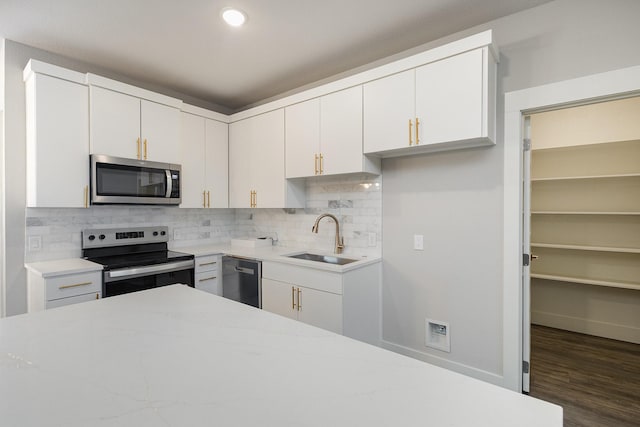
(234, 266), (255, 275)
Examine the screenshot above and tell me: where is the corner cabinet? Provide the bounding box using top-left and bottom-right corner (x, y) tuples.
(229, 109), (305, 208)
(24, 63), (90, 208)
(89, 84), (181, 163)
(285, 86), (380, 178)
(261, 260), (381, 345)
(363, 46), (496, 156)
(180, 111), (229, 208)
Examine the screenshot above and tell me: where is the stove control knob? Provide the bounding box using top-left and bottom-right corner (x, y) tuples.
(99, 234), (106, 240)
(160, 231), (166, 236)
(88, 235), (95, 241)
(153, 231), (158, 236)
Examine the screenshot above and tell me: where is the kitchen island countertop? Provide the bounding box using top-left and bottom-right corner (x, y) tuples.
(0, 285), (561, 426)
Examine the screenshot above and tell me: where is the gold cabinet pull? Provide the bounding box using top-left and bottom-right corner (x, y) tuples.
(198, 261), (217, 267)
(59, 281), (92, 290)
(84, 185), (89, 208)
(314, 154), (319, 175)
(253, 191), (257, 208)
(297, 288), (302, 311)
(292, 286), (296, 310)
(199, 276), (217, 282)
(207, 191), (211, 208)
(96, 293), (100, 300)
(136, 137), (141, 158)
(408, 119), (413, 146)
(319, 153), (324, 174)
(415, 117), (420, 145)
(143, 139), (148, 159)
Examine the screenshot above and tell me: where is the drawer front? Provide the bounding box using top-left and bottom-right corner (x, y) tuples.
(262, 261), (342, 295)
(46, 271), (102, 300)
(195, 255), (220, 274)
(46, 291), (101, 309)
(195, 271), (221, 295)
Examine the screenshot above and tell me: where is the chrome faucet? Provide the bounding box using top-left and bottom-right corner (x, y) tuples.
(312, 213), (345, 254)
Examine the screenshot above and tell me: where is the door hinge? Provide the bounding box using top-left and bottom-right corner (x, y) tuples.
(523, 253), (530, 266)
(523, 361), (530, 374)
(523, 138), (531, 152)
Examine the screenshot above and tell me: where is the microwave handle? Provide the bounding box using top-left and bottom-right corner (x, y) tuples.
(165, 170), (172, 198)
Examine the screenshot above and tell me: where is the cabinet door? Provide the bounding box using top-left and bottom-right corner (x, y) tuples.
(320, 86), (363, 175)
(363, 69), (415, 153)
(228, 118), (254, 208)
(195, 273), (221, 295)
(285, 98), (320, 178)
(180, 112), (206, 208)
(26, 73), (89, 208)
(252, 109), (286, 208)
(141, 99), (181, 163)
(262, 278), (297, 320)
(90, 86), (140, 158)
(297, 286), (343, 334)
(205, 119), (229, 208)
(415, 49), (484, 145)
(46, 292), (101, 309)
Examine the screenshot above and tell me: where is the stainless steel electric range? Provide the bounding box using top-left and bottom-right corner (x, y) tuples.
(82, 226), (194, 298)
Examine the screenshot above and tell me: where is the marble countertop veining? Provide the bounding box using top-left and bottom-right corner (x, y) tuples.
(0, 285), (562, 427)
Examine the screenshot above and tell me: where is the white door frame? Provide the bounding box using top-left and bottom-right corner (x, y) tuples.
(502, 64), (640, 392)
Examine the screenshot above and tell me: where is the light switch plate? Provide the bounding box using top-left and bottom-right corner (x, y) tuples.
(28, 236), (42, 252)
(413, 234), (424, 250)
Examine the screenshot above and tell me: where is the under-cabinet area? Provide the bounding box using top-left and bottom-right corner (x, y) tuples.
(529, 96), (640, 344)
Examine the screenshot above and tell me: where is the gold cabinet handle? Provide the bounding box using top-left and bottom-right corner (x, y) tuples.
(136, 137), (141, 159)
(292, 286), (296, 310)
(96, 293), (100, 300)
(143, 139), (148, 160)
(253, 191), (257, 208)
(415, 117), (420, 145)
(297, 288), (302, 311)
(199, 276), (217, 282)
(198, 261), (217, 267)
(59, 281), (92, 290)
(207, 191), (211, 208)
(314, 154), (319, 175)
(84, 185), (89, 208)
(408, 119), (413, 146)
(319, 153), (324, 174)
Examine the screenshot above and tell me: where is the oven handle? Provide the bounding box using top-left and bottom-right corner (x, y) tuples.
(105, 260), (194, 282)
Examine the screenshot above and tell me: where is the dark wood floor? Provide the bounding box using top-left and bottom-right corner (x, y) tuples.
(529, 325), (640, 427)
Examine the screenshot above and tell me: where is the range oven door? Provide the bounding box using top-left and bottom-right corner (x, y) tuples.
(103, 260), (194, 298)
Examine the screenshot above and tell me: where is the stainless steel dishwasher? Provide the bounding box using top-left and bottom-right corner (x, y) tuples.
(221, 256), (262, 308)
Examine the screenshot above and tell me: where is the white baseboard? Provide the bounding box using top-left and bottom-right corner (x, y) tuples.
(532, 310), (640, 344)
(380, 340), (507, 388)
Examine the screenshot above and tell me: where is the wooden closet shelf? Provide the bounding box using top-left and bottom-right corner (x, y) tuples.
(531, 274), (640, 291)
(531, 211), (640, 216)
(530, 243), (640, 254)
(531, 173), (640, 182)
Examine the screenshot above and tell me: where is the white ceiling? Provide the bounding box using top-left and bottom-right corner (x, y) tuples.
(0, 0), (552, 112)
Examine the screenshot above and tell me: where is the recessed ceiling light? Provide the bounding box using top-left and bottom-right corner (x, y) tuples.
(221, 7), (247, 27)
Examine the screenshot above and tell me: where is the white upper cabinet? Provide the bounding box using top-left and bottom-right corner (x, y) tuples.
(25, 70), (90, 208)
(285, 86), (379, 178)
(180, 112), (229, 208)
(230, 109), (304, 208)
(90, 86), (180, 163)
(364, 47), (496, 156)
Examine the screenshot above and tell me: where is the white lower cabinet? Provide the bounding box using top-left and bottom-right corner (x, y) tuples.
(261, 260), (381, 345)
(27, 270), (102, 312)
(194, 254), (222, 295)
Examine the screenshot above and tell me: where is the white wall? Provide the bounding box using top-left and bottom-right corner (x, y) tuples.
(381, 0), (640, 385)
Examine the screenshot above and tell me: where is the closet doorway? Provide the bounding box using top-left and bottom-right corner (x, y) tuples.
(525, 97), (640, 425)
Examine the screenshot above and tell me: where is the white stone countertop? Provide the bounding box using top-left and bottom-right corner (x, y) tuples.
(0, 285), (562, 427)
(24, 258), (103, 278)
(174, 243), (381, 272)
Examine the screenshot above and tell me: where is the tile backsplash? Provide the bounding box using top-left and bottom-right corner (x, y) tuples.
(25, 174), (381, 262)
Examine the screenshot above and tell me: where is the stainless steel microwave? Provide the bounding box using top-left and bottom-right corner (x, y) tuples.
(90, 154), (181, 205)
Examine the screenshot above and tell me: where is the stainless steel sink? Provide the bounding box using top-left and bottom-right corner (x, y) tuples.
(286, 252), (358, 265)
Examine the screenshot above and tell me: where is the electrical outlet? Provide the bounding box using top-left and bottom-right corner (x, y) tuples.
(413, 234), (424, 250)
(28, 236), (42, 252)
(425, 319), (450, 353)
(368, 232), (376, 247)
